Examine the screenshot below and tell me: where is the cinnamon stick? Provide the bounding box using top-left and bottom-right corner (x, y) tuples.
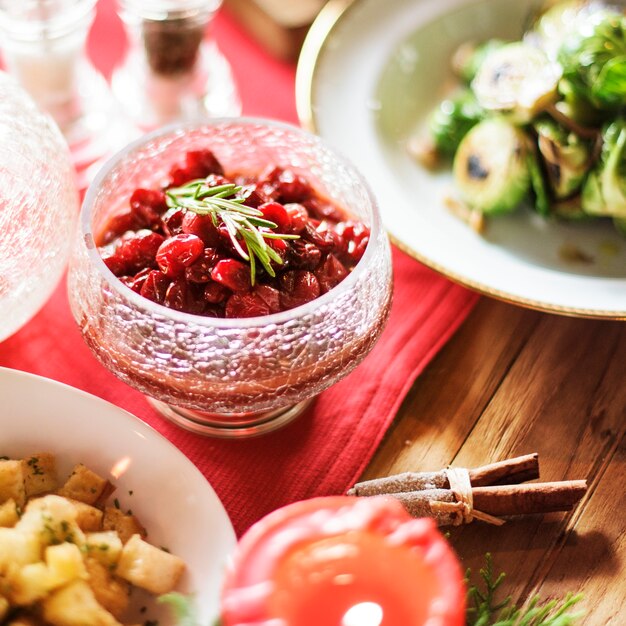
(347, 453), (539, 496)
(381, 479), (588, 526)
(472, 480), (588, 516)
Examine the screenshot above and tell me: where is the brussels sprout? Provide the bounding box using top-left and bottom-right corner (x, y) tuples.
(453, 118), (531, 214)
(534, 117), (592, 198)
(472, 43), (561, 122)
(582, 119), (626, 217)
(527, 148), (551, 215)
(451, 39), (507, 84)
(531, 0), (614, 60)
(555, 78), (606, 128)
(429, 89), (484, 156)
(559, 12), (626, 110)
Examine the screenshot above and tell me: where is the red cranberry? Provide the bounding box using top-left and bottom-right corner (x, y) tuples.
(124, 268), (152, 293)
(204, 281), (229, 304)
(284, 203), (308, 234)
(162, 208), (185, 237)
(303, 197), (344, 222)
(288, 240), (322, 270)
(102, 252), (127, 276)
(130, 189), (167, 228)
(211, 259), (251, 292)
(225, 292), (272, 318)
(315, 254), (349, 293)
(302, 222), (337, 252)
(164, 279), (206, 314)
(185, 248), (220, 283)
(156, 234), (204, 277)
(263, 166), (312, 203)
(140, 270), (170, 303)
(279, 270), (321, 310)
(254, 284), (281, 313)
(117, 231), (165, 274)
(336, 221), (370, 264)
(241, 183), (270, 208)
(185, 150), (224, 178)
(98, 210), (140, 246)
(182, 212), (221, 246)
(259, 202), (291, 233)
(167, 150), (225, 187)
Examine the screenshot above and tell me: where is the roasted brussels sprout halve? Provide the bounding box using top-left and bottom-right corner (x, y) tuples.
(453, 118), (531, 215)
(451, 39), (506, 84)
(559, 12), (626, 110)
(472, 42), (561, 122)
(582, 119), (626, 218)
(534, 117), (592, 199)
(429, 89), (484, 156)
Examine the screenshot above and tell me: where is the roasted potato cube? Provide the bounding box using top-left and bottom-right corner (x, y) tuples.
(68, 499), (103, 532)
(84, 532), (123, 568)
(85, 557), (129, 618)
(0, 460), (25, 507)
(46, 542), (87, 588)
(22, 453), (58, 498)
(0, 498), (19, 527)
(57, 465), (112, 506)
(102, 507), (146, 544)
(116, 534), (184, 594)
(16, 495), (85, 548)
(0, 594), (8, 620)
(42, 580), (123, 626)
(0, 528), (40, 568)
(6, 562), (52, 605)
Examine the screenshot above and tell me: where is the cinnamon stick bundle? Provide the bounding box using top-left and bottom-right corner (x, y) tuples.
(347, 453), (588, 527)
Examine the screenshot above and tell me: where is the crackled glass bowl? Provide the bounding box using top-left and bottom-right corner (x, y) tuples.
(0, 71), (79, 342)
(68, 119), (392, 437)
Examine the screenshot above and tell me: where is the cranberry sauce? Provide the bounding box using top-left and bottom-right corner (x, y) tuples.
(98, 150), (370, 318)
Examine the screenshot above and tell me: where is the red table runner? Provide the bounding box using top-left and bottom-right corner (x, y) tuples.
(0, 3), (478, 536)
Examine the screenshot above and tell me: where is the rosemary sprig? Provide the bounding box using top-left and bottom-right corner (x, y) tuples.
(165, 180), (299, 285)
(466, 554), (584, 626)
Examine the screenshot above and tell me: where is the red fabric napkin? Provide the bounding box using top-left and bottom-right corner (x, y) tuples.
(0, 4), (478, 536)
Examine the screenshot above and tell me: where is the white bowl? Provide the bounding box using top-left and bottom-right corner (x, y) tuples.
(0, 366), (235, 625)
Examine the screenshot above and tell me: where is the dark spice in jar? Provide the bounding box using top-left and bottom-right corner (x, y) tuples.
(142, 16), (204, 76)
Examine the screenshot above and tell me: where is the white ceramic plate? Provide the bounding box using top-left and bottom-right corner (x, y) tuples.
(297, 0), (626, 318)
(0, 367), (236, 625)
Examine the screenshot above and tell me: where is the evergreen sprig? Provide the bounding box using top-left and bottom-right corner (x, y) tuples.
(466, 554), (584, 626)
(165, 180), (298, 284)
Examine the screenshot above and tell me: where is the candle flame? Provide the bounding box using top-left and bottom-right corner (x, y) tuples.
(110, 456), (132, 479)
(342, 602), (384, 626)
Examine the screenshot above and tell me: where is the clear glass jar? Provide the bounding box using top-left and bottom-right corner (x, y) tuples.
(0, 0), (131, 187)
(68, 119), (392, 437)
(112, 0), (241, 130)
(0, 71), (79, 342)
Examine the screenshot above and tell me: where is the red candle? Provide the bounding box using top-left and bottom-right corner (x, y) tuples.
(221, 496), (466, 626)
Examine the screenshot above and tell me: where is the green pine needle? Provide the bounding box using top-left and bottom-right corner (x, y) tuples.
(166, 179), (299, 285)
(158, 592), (198, 626)
(466, 554), (584, 626)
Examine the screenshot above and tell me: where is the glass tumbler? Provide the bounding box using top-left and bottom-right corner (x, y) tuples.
(0, 0), (128, 186)
(112, 0), (241, 130)
(0, 71), (79, 342)
(68, 119), (393, 437)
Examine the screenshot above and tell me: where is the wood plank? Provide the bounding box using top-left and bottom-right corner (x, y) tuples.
(446, 311), (626, 603)
(363, 298), (540, 480)
(528, 434), (626, 625)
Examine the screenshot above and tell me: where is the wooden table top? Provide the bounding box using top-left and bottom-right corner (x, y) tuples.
(365, 297), (625, 625)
